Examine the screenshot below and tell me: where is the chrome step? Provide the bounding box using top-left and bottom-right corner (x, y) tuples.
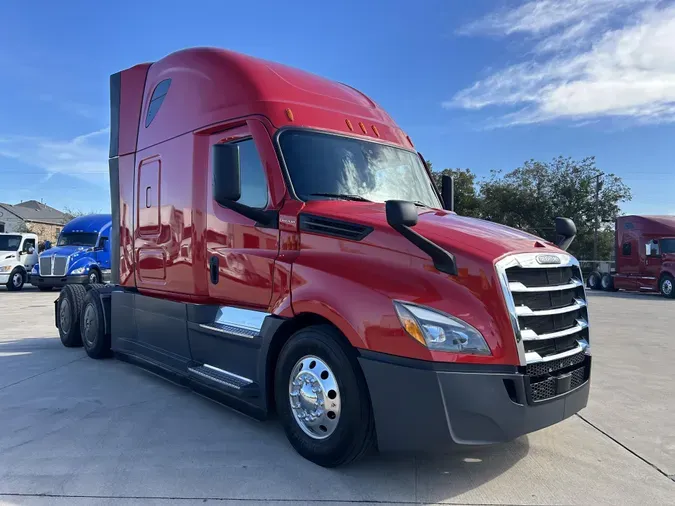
(188, 364), (258, 396)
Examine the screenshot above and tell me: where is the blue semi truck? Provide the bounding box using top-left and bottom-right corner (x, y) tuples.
(30, 214), (112, 291)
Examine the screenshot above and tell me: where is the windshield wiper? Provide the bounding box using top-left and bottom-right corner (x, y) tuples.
(308, 193), (373, 202)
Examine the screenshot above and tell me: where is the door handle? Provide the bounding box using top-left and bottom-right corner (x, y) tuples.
(209, 256), (219, 284)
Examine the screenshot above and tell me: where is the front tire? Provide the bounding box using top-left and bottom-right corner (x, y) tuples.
(88, 270), (100, 284)
(274, 325), (374, 467)
(57, 285), (87, 347)
(587, 271), (601, 290)
(660, 274), (675, 299)
(6, 269), (25, 291)
(80, 287), (111, 359)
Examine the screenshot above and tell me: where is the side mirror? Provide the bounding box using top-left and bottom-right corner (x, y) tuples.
(441, 175), (454, 212)
(385, 200), (418, 228)
(555, 217), (577, 251)
(212, 143), (241, 205)
(28, 247), (35, 254)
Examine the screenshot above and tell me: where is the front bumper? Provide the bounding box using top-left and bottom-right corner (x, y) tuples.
(358, 351), (590, 453)
(29, 274), (89, 288)
(0, 273), (10, 284)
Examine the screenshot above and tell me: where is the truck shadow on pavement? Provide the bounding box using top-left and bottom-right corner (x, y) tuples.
(587, 290), (662, 300)
(0, 336), (529, 503)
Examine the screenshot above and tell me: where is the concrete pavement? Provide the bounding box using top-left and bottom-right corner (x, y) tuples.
(0, 287), (673, 505)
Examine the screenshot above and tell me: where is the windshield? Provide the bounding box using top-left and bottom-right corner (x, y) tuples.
(0, 235), (21, 251)
(280, 130), (442, 208)
(57, 232), (98, 247)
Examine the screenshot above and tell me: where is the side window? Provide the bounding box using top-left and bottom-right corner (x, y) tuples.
(662, 239), (675, 254)
(98, 236), (109, 250)
(145, 79), (171, 128)
(624, 222), (634, 229)
(23, 238), (36, 253)
(622, 242), (632, 256)
(237, 139), (268, 209)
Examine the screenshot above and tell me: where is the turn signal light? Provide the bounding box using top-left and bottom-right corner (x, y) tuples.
(285, 108), (294, 122)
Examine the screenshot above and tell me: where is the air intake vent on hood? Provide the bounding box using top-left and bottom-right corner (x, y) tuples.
(299, 214), (373, 241)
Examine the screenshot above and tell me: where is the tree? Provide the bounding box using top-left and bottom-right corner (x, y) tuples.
(428, 163), (482, 217)
(479, 156), (631, 260)
(62, 206), (99, 223)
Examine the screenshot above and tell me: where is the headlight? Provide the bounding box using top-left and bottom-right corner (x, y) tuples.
(393, 301), (491, 355)
(0, 265), (11, 273)
(70, 266), (86, 275)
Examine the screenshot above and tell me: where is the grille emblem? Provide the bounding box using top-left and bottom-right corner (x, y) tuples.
(536, 254), (561, 265)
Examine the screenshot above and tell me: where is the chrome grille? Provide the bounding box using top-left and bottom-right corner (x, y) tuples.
(496, 252), (591, 403)
(39, 256), (52, 276)
(53, 257), (67, 276)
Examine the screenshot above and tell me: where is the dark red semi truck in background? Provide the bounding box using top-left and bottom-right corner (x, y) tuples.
(55, 48), (591, 467)
(587, 215), (675, 298)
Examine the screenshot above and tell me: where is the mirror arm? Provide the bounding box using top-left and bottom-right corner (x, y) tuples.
(391, 223), (458, 276)
(219, 200), (278, 228)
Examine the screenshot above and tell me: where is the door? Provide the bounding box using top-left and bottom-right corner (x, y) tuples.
(96, 235), (111, 270)
(206, 125), (279, 310)
(641, 239), (662, 290)
(19, 237), (37, 271)
(616, 238), (639, 290)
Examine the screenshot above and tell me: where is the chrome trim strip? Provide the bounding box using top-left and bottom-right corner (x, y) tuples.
(495, 256), (527, 366)
(198, 323), (258, 339)
(516, 298), (586, 317)
(509, 278), (583, 293)
(525, 339), (589, 364)
(203, 364), (253, 384)
(213, 306), (269, 332)
(521, 319), (588, 341)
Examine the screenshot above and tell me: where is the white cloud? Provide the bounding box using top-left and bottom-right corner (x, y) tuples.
(0, 128), (109, 183)
(448, 0), (675, 126)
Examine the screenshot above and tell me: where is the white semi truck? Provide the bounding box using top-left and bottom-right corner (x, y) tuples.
(0, 233), (39, 291)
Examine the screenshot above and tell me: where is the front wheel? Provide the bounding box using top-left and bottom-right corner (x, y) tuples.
(660, 274), (675, 299)
(6, 269), (25, 291)
(88, 270), (100, 284)
(587, 271), (601, 290)
(274, 325), (374, 467)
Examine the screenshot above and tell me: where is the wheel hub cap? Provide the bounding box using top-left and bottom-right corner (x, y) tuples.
(12, 273), (21, 287)
(664, 280), (673, 295)
(288, 355), (341, 440)
(83, 305), (96, 345)
(60, 299), (71, 333)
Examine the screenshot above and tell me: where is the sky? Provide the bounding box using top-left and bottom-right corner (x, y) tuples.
(0, 0), (673, 215)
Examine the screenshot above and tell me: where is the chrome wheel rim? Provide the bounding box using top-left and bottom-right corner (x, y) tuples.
(12, 272), (22, 288)
(59, 299), (71, 333)
(288, 355), (341, 440)
(601, 277), (610, 289)
(663, 279), (673, 296)
(89, 272), (97, 284)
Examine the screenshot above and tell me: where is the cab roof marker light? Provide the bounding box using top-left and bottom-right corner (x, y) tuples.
(372, 125), (380, 137)
(358, 122), (368, 134)
(345, 119), (354, 131)
(285, 108), (294, 122)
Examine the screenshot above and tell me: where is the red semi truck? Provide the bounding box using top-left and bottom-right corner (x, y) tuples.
(587, 215), (675, 298)
(55, 48), (591, 467)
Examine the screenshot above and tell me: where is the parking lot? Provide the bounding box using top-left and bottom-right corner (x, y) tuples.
(0, 288), (673, 505)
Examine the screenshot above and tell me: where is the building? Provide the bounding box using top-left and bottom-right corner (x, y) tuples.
(0, 200), (69, 243)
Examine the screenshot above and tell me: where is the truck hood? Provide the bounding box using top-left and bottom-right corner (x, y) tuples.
(0, 250), (18, 259)
(302, 201), (560, 261)
(41, 245), (93, 258)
